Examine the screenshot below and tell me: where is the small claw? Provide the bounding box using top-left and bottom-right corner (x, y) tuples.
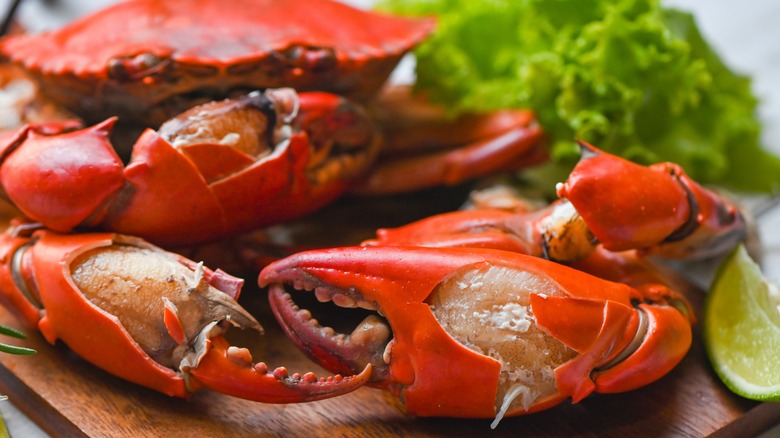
(558, 141), (746, 259)
(556, 141), (690, 252)
(187, 335), (371, 403)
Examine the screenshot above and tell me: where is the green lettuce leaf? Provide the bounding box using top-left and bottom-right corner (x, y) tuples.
(379, 0), (780, 192)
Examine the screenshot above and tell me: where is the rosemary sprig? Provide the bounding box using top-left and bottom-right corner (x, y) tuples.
(0, 325), (35, 356)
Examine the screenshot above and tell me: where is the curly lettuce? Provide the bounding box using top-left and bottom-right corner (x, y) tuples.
(379, 0), (780, 192)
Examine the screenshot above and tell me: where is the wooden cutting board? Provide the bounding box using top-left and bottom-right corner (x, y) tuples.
(0, 285), (778, 437)
(0, 191), (778, 437)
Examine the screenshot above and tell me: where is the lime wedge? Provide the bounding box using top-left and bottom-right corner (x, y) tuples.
(704, 244), (780, 401)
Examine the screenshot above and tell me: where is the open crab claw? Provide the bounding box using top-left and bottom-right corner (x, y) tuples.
(258, 245), (693, 422)
(0, 227), (369, 403)
(186, 332), (371, 403)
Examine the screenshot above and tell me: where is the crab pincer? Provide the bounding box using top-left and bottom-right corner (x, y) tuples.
(0, 88), (381, 247)
(556, 140), (746, 260)
(0, 226), (369, 403)
(368, 142), (747, 263)
(258, 245), (693, 425)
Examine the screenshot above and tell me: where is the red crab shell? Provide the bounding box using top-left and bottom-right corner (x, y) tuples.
(0, 0), (435, 125)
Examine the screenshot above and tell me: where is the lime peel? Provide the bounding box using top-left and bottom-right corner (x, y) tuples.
(704, 244), (780, 401)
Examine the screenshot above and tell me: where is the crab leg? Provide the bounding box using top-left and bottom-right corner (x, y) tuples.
(354, 85), (546, 195)
(0, 226), (369, 403)
(368, 141), (746, 263)
(354, 122), (546, 195)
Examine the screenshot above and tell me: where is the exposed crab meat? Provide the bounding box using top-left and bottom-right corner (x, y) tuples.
(70, 243), (261, 369)
(537, 201), (595, 262)
(428, 265), (578, 414)
(159, 88), (300, 159)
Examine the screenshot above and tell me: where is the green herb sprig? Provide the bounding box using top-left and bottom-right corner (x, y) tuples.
(0, 325), (35, 356)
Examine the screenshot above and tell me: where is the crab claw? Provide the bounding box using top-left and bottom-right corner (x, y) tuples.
(0, 89), (382, 247)
(0, 229), (368, 404)
(258, 245), (693, 420)
(557, 141), (746, 259)
(185, 329), (371, 403)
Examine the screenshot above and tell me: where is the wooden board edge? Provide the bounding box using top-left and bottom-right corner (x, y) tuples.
(709, 401), (780, 438)
(0, 361), (86, 437)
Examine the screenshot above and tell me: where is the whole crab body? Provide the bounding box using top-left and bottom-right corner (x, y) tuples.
(0, 0), (436, 126)
(0, 0), (546, 245)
